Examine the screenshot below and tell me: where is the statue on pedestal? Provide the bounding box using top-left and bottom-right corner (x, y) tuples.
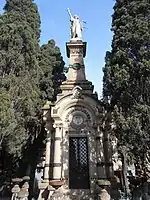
(67, 8), (84, 40)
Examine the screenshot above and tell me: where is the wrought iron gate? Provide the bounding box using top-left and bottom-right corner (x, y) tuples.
(69, 137), (90, 189)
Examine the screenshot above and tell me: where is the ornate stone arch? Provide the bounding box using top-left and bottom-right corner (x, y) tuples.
(63, 105), (93, 130)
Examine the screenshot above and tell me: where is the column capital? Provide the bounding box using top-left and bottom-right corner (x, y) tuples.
(53, 123), (63, 128)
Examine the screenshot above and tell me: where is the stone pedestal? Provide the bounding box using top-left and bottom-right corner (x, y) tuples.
(66, 41), (86, 81)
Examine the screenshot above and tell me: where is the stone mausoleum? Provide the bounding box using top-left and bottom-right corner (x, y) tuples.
(37, 9), (114, 200)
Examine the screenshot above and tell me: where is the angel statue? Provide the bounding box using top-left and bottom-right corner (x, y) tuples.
(67, 8), (85, 40)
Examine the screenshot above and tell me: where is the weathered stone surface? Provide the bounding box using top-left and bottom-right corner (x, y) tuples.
(50, 194), (96, 200)
(98, 189), (110, 200)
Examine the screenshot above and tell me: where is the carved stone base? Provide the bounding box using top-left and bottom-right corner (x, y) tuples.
(48, 185), (96, 200)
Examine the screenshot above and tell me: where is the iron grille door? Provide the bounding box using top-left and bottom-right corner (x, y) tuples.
(69, 137), (90, 189)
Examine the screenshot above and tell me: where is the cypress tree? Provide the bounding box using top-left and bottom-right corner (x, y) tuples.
(4, 0), (41, 40)
(0, 0), (41, 179)
(103, 0), (150, 173)
(0, 0), (66, 187)
(39, 39), (66, 101)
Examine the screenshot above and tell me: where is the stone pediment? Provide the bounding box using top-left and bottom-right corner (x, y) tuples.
(51, 93), (104, 129)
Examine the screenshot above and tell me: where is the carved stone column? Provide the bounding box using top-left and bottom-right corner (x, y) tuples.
(96, 125), (107, 179)
(53, 124), (62, 180)
(103, 111), (114, 179)
(43, 128), (51, 182)
(38, 102), (53, 200)
(42, 102), (53, 182)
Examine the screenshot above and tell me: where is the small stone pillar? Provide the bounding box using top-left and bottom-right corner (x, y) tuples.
(43, 131), (51, 182)
(42, 101), (53, 182)
(17, 182), (29, 200)
(53, 124), (62, 179)
(38, 102), (52, 199)
(11, 184), (20, 200)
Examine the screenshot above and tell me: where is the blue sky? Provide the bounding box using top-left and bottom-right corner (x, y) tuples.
(0, 0), (115, 97)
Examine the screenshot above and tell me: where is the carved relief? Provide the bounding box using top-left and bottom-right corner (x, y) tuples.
(72, 115), (84, 125)
(68, 111), (84, 129)
(70, 48), (83, 55)
(71, 86), (83, 99)
(65, 105), (92, 130)
(74, 57), (81, 62)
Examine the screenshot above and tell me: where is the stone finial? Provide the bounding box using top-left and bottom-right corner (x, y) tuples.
(11, 184), (20, 193)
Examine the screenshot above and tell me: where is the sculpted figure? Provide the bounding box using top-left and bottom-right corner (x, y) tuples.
(67, 8), (83, 40)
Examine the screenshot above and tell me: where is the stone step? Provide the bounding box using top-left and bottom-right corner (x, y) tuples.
(49, 194), (97, 200)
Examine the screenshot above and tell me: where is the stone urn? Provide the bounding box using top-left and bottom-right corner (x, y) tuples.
(97, 179), (111, 200)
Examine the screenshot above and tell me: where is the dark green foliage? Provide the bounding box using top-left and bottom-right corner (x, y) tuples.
(0, 0), (40, 76)
(103, 0), (150, 171)
(39, 39), (66, 100)
(0, 0), (41, 160)
(4, 0), (41, 39)
(0, 2), (42, 188)
(0, 92), (24, 156)
(0, 0), (65, 187)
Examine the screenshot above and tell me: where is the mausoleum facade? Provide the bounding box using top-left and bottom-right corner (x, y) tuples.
(38, 10), (114, 200)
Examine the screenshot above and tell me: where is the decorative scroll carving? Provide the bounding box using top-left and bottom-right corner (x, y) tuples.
(65, 106), (91, 121)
